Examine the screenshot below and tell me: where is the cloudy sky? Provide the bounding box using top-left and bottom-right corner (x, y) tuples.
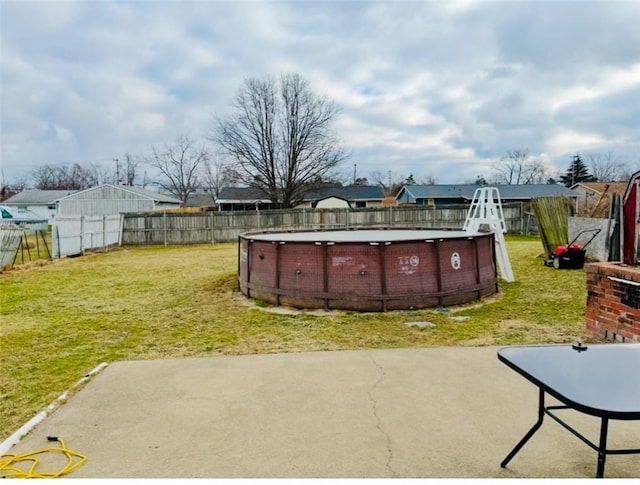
(2, 0), (640, 186)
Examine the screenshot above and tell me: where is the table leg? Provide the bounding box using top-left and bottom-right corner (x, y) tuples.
(596, 417), (609, 478)
(501, 388), (545, 468)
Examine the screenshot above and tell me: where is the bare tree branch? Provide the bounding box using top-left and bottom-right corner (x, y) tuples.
(122, 153), (141, 186)
(213, 73), (348, 208)
(493, 149), (550, 184)
(369, 169), (404, 196)
(30, 163), (97, 190)
(146, 135), (208, 204)
(587, 152), (627, 182)
(201, 155), (235, 204)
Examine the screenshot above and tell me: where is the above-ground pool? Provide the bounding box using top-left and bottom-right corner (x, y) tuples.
(238, 228), (498, 312)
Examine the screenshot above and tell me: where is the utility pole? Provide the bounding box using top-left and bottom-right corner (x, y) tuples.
(113, 158), (120, 185)
(353, 163), (357, 185)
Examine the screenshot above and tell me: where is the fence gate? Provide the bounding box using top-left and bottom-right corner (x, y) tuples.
(0, 223), (23, 270)
(53, 215), (123, 258)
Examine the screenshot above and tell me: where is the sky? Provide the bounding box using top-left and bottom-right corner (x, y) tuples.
(2, 0), (640, 187)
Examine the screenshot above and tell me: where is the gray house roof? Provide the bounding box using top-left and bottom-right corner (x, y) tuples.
(217, 187), (271, 203)
(183, 193), (216, 208)
(117, 186), (183, 204)
(3, 189), (77, 205)
(396, 184), (576, 203)
(56, 185), (182, 204)
(217, 185), (385, 204)
(305, 185), (385, 202)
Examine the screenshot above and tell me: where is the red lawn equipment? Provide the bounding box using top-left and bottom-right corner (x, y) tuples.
(544, 228), (602, 269)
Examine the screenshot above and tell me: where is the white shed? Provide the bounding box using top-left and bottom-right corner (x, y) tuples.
(56, 184), (182, 216)
(314, 196), (351, 209)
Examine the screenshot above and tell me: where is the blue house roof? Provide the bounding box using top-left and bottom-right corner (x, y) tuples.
(396, 184), (576, 204)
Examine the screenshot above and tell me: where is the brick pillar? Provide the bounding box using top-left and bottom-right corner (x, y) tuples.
(585, 262), (640, 342)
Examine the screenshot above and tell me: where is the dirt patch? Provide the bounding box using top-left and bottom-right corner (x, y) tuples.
(232, 290), (503, 317)
(463, 318), (584, 346)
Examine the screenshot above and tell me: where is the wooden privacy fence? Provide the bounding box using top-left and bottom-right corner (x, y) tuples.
(0, 222), (24, 270)
(121, 203), (526, 246)
(53, 215), (123, 258)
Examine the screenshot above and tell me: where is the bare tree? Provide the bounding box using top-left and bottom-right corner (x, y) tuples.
(0, 170), (27, 201)
(201, 156), (235, 205)
(31, 164), (56, 189)
(587, 152), (627, 182)
(493, 149), (549, 184)
(86, 162), (116, 185)
(213, 73), (348, 208)
(146, 135), (208, 204)
(122, 153), (141, 186)
(369, 169), (405, 196)
(620, 158), (640, 181)
(30, 163), (96, 190)
(421, 174), (437, 185)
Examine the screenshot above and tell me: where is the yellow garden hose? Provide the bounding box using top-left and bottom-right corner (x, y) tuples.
(0, 436), (86, 478)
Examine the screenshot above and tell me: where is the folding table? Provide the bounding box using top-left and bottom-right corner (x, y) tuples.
(498, 343), (640, 478)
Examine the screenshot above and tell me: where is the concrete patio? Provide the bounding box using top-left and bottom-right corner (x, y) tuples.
(4, 346), (640, 478)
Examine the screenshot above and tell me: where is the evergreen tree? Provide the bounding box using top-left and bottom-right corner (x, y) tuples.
(405, 173), (416, 185)
(559, 154), (597, 187)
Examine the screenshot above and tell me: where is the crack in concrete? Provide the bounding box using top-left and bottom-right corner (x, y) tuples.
(368, 357), (397, 478)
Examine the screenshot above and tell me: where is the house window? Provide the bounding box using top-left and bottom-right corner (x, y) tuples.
(355, 201), (366, 208)
(426, 199), (435, 208)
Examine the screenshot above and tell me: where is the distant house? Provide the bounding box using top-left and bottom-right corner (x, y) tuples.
(3, 189), (77, 225)
(183, 191), (217, 210)
(570, 182), (627, 216)
(215, 187), (274, 211)
(215, 185), (385, 211)
(396, 184), (577, 211)
(0, 204), (49, 232)
(300, 185), (385, 209)
(56, 184), (182, 216)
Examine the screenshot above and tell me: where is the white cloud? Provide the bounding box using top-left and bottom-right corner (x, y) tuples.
(2, 0), (640, 185)
(549, 63), (640, 112)
(546, 130), (611, 155)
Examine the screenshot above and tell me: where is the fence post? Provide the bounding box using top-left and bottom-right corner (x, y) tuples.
(118, 214), (124, 246)
(163, 212), (167, 247)
(80, 216), (85, 255)
(102, 216), (106, 248)
(210, 211), (215, 244)
(54, 223), (60, 258)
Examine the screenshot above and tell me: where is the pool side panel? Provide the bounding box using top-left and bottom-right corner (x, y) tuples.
(237, 230), (498, 312)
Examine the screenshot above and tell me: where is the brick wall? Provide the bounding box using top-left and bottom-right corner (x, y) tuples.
(586, 262), (640, 342)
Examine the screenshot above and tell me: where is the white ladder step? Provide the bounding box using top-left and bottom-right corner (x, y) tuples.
(464, 187), (515, 282)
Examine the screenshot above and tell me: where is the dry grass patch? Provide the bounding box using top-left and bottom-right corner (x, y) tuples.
(1, 236), (590, 441)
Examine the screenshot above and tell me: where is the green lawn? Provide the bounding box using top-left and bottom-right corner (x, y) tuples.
(0, 235), (591, 442)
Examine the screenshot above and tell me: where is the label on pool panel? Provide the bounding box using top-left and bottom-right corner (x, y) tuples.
(397, 255), (420, 275)
(451, 252), (462, 270)
(332, 256), (354, 266)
